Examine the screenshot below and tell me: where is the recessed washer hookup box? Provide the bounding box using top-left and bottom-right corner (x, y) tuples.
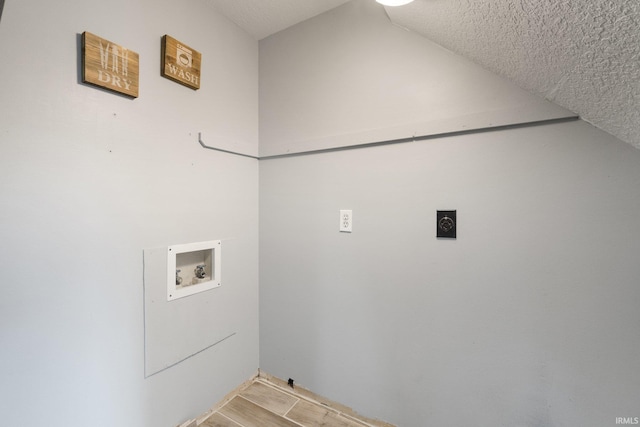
(167, 240), (221, 301)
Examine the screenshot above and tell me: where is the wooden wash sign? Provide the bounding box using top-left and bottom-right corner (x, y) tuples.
(161, 35), (201, 90)
(82, 32), (139, 98)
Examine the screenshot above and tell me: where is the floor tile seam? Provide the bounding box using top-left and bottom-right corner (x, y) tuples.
(255, 378), (376, 427)
(282, 396), (302, 417)
(217, 411), (245, 427)
(248, 379), (302, 416)
(198, 373), (259, 425)
(231, 394), (307, 427)
(339, 411), (382, 427)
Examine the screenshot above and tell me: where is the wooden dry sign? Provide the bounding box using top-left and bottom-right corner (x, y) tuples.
(82, 31), (139, 98)
(161, 35), (201, 90)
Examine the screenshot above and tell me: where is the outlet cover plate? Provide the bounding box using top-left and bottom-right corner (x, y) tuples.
(340, 209), (353, 233)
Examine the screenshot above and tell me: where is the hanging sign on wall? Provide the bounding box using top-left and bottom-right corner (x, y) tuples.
(82, 31), (139, 98)
(161, 35), (201, 90)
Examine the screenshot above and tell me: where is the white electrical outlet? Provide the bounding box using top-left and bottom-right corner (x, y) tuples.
(340, 209), (353, 232)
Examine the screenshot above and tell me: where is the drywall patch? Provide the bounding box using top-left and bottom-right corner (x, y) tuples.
(143, 246), (235, 377)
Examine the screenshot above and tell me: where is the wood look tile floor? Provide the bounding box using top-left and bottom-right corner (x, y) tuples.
(200, 376), (395, 427)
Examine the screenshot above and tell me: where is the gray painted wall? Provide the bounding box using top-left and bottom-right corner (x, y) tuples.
(3, 0), (639, 425)
(258, 2), (640, 426)
(0, 1), (259, 426)
(259, 0), (574, 157)
(260, 120), (640, 427)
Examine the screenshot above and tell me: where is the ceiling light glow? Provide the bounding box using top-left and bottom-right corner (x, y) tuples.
(376, 0), (415, 6)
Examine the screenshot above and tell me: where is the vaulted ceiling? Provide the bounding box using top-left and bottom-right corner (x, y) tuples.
(208, 0), (640, 149)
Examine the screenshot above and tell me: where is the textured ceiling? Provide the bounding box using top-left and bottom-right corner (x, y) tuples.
(387, 0), (640, 149)
(209, 0), (640, 149)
